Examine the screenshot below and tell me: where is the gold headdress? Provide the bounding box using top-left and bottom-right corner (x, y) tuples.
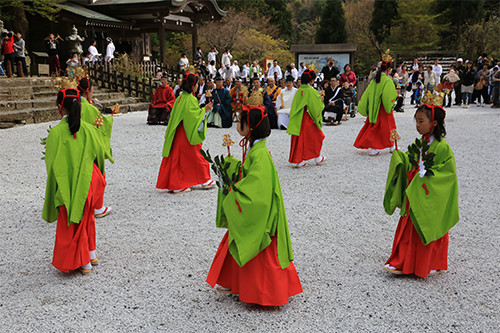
(246, 89), (264, 107)
(52, 67), (89, 90)
(422, 90), (445, 107)
(381, 49), (394, 63)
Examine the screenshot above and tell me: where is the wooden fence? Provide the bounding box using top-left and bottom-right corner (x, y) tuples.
(87, 62), (184, 100)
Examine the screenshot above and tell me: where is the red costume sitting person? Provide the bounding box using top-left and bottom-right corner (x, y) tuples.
(147, 73), (176, 125)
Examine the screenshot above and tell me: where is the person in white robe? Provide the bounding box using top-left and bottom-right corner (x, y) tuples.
(276, 75), (298, 129)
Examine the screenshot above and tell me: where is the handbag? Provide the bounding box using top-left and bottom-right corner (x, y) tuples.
(475, 79), (484, 90)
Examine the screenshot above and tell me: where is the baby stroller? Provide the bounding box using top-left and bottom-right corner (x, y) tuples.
(348, 86), (357, 118)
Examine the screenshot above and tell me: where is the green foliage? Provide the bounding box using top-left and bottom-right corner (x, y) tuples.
(232, 28), (294, 66)
(0, 0), (64, 21)
(435, 0), (486, 48)
(459, 16), (500, 61)
(217, 0), (293, 43)
(265, 0), (294, 43)
(344, 0), (381, 75)
(370, 0), (398, 45)
(40, 125), (51, 160)
(387, 0), (443, 51)
(200, 149), (239, 196)
(290, 0), (326, 44)
(408, 138), (436, 176)
(113, 53), (153, 78)
(315, 0), (347, 44)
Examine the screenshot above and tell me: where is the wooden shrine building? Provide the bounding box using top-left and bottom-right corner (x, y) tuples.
(26, 0), (225, 64)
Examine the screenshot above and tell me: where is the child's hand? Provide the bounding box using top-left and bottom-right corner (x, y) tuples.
(205, 102), (213, 112)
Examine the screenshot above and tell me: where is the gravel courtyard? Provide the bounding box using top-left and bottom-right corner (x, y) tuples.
(0, 102), (498, 332)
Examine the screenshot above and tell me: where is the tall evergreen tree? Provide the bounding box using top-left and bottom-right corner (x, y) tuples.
(369, 0), (398, 45)
(315, 0), (347, 44)
(265, 0), (294, 43)
(435, 0), (486, 47)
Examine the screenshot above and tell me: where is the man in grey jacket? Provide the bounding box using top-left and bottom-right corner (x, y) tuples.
(14, 32), (27, 76)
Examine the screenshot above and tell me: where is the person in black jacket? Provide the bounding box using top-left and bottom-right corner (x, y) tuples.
(46, 33), (61, 76)
(461, 60), (476, 108)
(321, 58), (340, 81)
(323, 76), (344, 125)
(454, 58), (465, 106)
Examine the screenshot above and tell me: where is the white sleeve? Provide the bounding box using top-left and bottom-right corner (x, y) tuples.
(198, 114), (207, 131)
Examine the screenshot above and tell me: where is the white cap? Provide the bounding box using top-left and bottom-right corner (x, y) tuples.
(457, 58), (463, 62)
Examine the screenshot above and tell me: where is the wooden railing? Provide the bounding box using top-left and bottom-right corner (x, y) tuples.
(87, 62), (184, 100)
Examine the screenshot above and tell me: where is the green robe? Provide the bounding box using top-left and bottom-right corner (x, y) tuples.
(384, 138), (459, 245)
(162, 91), (208, 157)
(286, 84), (324, 136)
(42, 118), (106, 225)
(358, 73), (397, 124)
(216, 140), (294, 269)
(80, 97), (114, 164)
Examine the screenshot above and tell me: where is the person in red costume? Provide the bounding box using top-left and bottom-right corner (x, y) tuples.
(156, 73), (216, 193)
(354, 61), (397, 156)
(147, 74), (176, 125)
(1, 32), (15, 78)
(286, 69), (326, 168)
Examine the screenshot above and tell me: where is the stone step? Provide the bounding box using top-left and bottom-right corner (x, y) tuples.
(0, 76), (150, 128)
(0, 107), (59, 125)
(0, 77), (53, 88)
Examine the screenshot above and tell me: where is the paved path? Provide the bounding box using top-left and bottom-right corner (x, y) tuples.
(0, 102), (498, 332)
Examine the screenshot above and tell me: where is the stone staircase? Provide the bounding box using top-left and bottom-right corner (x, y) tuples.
(0, 77), (150, 129)
(402, 56), (457, 74)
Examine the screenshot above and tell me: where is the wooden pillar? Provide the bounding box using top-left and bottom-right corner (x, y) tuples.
(159, 26), (166, 65)
(192, 23), (198, 62)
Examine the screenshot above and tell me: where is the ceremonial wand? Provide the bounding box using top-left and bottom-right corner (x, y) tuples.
(111, 103), (120, 116)
(222, 134), (235, 156)
(390, 129), (401, 151)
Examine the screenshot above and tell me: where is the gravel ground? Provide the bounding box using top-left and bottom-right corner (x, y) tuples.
(0, 99), (499, 332)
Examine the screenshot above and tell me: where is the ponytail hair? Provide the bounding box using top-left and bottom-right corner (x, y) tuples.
(301, 69), (316, 85)
(375, 61), (393, 83)
(180, 73), (199, 93)
(415, 104), (446, 141)
(57, 89), (81, 136)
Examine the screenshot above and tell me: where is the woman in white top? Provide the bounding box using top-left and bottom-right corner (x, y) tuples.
(423, 65), (437, 91)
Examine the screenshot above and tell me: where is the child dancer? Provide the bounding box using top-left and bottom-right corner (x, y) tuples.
(287, 69), (326, 167)
(78, 77), (113, 218)
(156, 73), (215, 193)
(206, 106), (302, 306)
(42, 89), (107, 275)
(383, 104), (459, 277)
(354, 61), (398, 156)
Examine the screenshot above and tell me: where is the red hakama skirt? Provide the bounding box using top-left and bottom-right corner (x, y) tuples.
(385, 170), (449, 277)
(354, 105), (396, 150)
(156, 124), (211, 191)
(206, 232), (303, 306)
(52, 163), (106, 273)
(289, 108), (325, 164)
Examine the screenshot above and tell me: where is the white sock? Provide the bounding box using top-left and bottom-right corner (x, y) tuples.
(429, 269), (437, 275)
(369, 148), (379, 155)
(81, 263), (92, 270)
(385, 264), (398, 271)
(297, 161), (306, 167)
(215, 284), (230, 291)
(315, 156), (324, 163)
(94, 206), (105, 214)
(89, 250), (96, 260)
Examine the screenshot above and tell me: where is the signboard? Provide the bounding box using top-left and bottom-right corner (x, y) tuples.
(264, 58), (275, 72)
(297, 53), (351, 76)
